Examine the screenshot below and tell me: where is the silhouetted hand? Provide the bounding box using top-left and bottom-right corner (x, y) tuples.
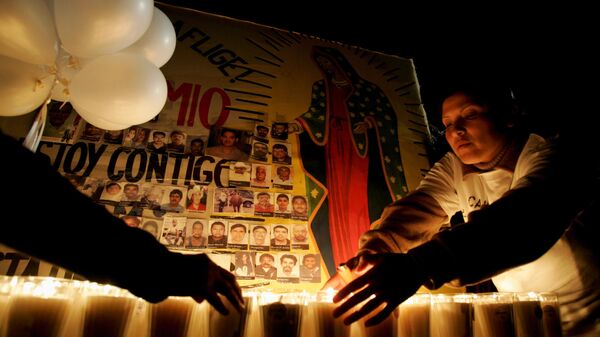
(332, 253), (426, 326)
(196, 257), (244, 314)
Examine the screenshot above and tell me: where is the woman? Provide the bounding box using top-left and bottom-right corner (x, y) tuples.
(325, 82), (599, 336)
(235, 253), (255, 277)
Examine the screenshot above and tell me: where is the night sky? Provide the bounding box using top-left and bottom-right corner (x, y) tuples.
(159, 2), (595, 144)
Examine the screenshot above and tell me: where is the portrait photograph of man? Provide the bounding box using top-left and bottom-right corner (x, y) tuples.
(205, 127), (249, 161)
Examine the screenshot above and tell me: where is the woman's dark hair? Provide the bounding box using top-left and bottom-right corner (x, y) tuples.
(439, 80), (519, 129)
(424, 75), (527, 163)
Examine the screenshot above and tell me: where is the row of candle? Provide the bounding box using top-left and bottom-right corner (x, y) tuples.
(0, 276), (562, 337)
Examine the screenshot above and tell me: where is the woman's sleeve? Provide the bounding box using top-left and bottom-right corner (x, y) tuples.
(357, 191), (449, 255)
(356, 154), (459, 255)
(406, 137), (595, 288)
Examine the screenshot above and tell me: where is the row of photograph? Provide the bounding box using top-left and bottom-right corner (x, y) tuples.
(209, 251), (321, 283)
(69, 158), (293, 198)
(227, 161), (293, 190)
(65, 175), (308, 220)
(44, 101), (293, 164)
(122, 215), (312, 252)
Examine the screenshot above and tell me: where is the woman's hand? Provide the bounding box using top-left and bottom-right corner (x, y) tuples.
(332, 253), (425, 326)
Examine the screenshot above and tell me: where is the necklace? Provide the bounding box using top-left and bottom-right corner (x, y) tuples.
(475, 138), (512, 171)
(331, 77), (349, 87)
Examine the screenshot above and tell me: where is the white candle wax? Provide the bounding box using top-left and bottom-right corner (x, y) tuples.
(312, 301), (350, 337)
(513, 297), (544, 337)
(430, 294), (472, 337)
(82, 295), (135, 337)
(7, 295), (69, 337)
(472, 294), (514, 337)
(150, 297), (195, 337)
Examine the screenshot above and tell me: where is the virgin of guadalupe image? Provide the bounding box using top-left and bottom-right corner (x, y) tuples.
(292, 46), (408, 272)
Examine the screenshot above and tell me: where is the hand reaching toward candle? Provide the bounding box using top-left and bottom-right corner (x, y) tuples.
(331, 253), (426, 327)
(199, 257), (245, 314)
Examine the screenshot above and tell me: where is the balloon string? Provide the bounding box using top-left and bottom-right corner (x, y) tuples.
(35, 65), (56, 93)
(59, 55), (82, 98)
(43, 54), (82, 101)
(22, 94), (52, 152)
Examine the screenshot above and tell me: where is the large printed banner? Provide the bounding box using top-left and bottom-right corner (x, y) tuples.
(0, 4), (431, 291)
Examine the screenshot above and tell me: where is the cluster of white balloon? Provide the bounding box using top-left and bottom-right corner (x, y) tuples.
(0, 0), (176, 130)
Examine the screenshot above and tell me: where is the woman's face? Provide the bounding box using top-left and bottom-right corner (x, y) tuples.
(442, 92), (508, 166)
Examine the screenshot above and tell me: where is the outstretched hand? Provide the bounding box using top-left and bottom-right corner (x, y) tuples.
(195, 257), (244, 315)
(331, 253), (425, 326)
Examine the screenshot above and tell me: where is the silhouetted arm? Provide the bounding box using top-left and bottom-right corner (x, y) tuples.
(0, 131), (242, 312)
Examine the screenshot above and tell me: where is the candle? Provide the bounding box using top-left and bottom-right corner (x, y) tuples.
(472, 293), (515, 337)
(242, 293), (263, 337)
(209, 294), (249, 337)
(81, 284), (135, 337)
(0, 276), (13, 333)
(262, 302), (301, 337)
(396, 293), (430, 337)
(259, 291), (306, 337)
(513, 293), (544, 337)
(5, 277), (75, 337)
(538, 293), (563, 337)
(150, 297), (195, 337)
(7, 296), (69, 337)
(312, 290), (351, 337)
(430, 294), (473, 337)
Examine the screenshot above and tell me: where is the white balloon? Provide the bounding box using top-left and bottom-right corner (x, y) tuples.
(54, 0), (153, 58)
(0, 55), (55, 116)
(70, 53), (167, 125)
(121, 7), (177, 67)
(0, 0), (58, 65)
(50, 48), (90, 102)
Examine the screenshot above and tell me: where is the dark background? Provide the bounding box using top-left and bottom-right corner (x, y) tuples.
(159, 2), (595, 143)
